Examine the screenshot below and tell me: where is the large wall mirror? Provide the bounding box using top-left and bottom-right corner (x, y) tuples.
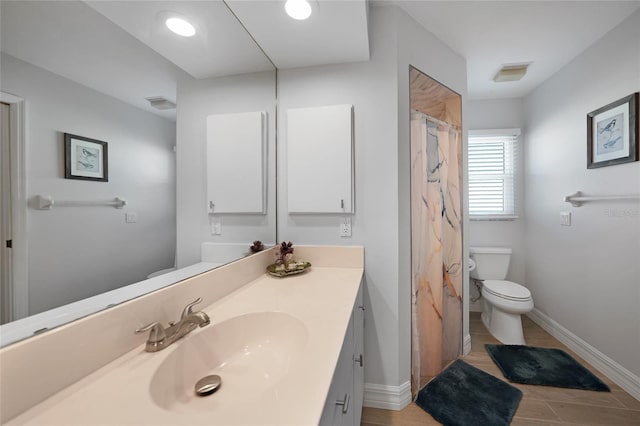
(0, 0), (276, 346)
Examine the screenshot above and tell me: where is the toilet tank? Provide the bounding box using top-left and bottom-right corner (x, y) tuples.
(469, 247), (512, 280)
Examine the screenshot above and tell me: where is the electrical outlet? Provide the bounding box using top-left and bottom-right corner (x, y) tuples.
(125, 212), (137, 223)
(211, 217), (222, 235)
(340, 217), (352, 237)
(560, 211), (571, 226)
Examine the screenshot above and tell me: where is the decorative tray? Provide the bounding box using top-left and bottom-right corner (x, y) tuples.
(266, 261), (312, 277)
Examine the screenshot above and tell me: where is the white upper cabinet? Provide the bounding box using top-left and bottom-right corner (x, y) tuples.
(206, 111), (266, 214)
(286, 104), (354, 214)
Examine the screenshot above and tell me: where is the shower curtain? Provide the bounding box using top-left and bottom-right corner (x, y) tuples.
(410, 113), (463, 397)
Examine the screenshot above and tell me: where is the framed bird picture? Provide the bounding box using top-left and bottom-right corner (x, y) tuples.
(587, 92), (638, 169)
(64, 133), (109, 181)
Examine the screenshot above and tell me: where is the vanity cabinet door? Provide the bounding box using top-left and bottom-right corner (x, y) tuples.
(319, 281), (364, 426)
(319, 314), (355, 426)
(353, 283), (365, 426)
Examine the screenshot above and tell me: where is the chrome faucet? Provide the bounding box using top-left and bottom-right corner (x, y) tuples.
(135, 297), (211, 352)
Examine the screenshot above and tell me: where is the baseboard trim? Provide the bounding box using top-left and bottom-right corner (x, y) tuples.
(527, 308), (640, 400)
(363, 381), (412, 410)
(463, 334), (472, 355)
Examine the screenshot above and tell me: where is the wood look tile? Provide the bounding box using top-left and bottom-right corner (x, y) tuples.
(510, 419), (567, 426)
(547, 401), (640, 425)
(520, 385), (628, 408)
(614, 391), (640, 411)
(361, 404), (440, 426)
(361, 312), (640, 426)
(464, 361), (507, 380)
(513, 399), (562, 422)
(419, 375), (434, 388)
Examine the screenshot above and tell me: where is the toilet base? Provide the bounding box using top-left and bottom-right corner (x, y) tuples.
(482, 305), (527, 345)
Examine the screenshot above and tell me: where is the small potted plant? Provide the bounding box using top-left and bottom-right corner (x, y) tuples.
(275, 241), (294, 267)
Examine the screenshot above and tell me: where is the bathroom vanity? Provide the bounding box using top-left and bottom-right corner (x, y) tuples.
(320, 279), (365, 426)
(0, 246), (365, 425)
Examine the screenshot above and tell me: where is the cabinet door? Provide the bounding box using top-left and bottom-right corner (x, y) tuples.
(353, 283), (365, 426)
(206, 111), (266, 213)
(319, 315), (355, 426)
(287, 104), (354, 214)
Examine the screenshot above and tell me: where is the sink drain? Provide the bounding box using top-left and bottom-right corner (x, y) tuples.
(195, 374), (222, 397)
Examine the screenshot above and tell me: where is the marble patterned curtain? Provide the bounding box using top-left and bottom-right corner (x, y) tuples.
(410, 113), (463, 397)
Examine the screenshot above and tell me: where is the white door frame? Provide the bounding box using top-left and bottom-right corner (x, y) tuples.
(1, 91), (28, 320)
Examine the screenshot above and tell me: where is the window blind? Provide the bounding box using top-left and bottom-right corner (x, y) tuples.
(468, 132), (518, 218)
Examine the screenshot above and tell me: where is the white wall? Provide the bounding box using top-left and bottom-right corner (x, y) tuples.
(277, 6), (399, 389)
(0, 53), (176, 315)
(278, 5), (467, 396)
(467, 98), (526, 310)
(175, 71), (276, 268)
(524, 9), (640, 379)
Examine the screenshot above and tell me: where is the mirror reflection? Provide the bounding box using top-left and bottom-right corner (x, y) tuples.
(0, 0), (276, 346)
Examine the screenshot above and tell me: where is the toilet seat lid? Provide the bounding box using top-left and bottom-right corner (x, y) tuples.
(483, 280), (531, 301)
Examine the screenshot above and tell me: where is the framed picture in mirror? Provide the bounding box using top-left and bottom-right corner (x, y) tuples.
(64, 133), (109, 181)
(587, 92), (639, 169)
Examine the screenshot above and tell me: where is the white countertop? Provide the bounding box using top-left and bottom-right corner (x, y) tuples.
(7, 266), (363, 425)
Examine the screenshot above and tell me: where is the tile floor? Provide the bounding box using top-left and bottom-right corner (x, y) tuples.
(361, 312), (640, 425)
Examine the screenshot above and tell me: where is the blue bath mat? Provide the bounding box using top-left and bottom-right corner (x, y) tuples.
(415, 359), (522, 426)
(485, 344), (610, 392)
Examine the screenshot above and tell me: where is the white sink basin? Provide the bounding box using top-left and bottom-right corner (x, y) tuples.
(149, 312), (308, 413)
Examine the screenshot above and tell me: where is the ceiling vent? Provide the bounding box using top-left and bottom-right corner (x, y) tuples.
(145, 96), (176, 110)
(494, 64), (530, 83)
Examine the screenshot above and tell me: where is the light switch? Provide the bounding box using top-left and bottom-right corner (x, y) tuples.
(560, 211), (571, 226)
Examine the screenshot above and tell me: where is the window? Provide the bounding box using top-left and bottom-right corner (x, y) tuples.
(468, 129), (520, 219)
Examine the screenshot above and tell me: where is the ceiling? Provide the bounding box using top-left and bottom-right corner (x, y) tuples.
(227, 0), (370, 69)
(85, 1), (274, 79)
(1, 1), (188, 120)
(391, 1), (640, 100)
(0, 0), (368, 120)
(2, 0), (637, 116)
(220, 0), (640, 99)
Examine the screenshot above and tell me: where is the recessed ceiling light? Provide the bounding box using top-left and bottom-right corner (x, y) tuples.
(285, 0), (312, 20)
(165, 17), (196, 37)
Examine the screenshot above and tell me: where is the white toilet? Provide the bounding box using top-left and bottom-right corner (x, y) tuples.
(470, 247), (534, 345)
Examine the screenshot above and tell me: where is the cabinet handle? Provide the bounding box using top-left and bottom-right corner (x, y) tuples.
(354, 353), (363, 367)
(335, 393), (350, 414)
(358, 305), (365, 311)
